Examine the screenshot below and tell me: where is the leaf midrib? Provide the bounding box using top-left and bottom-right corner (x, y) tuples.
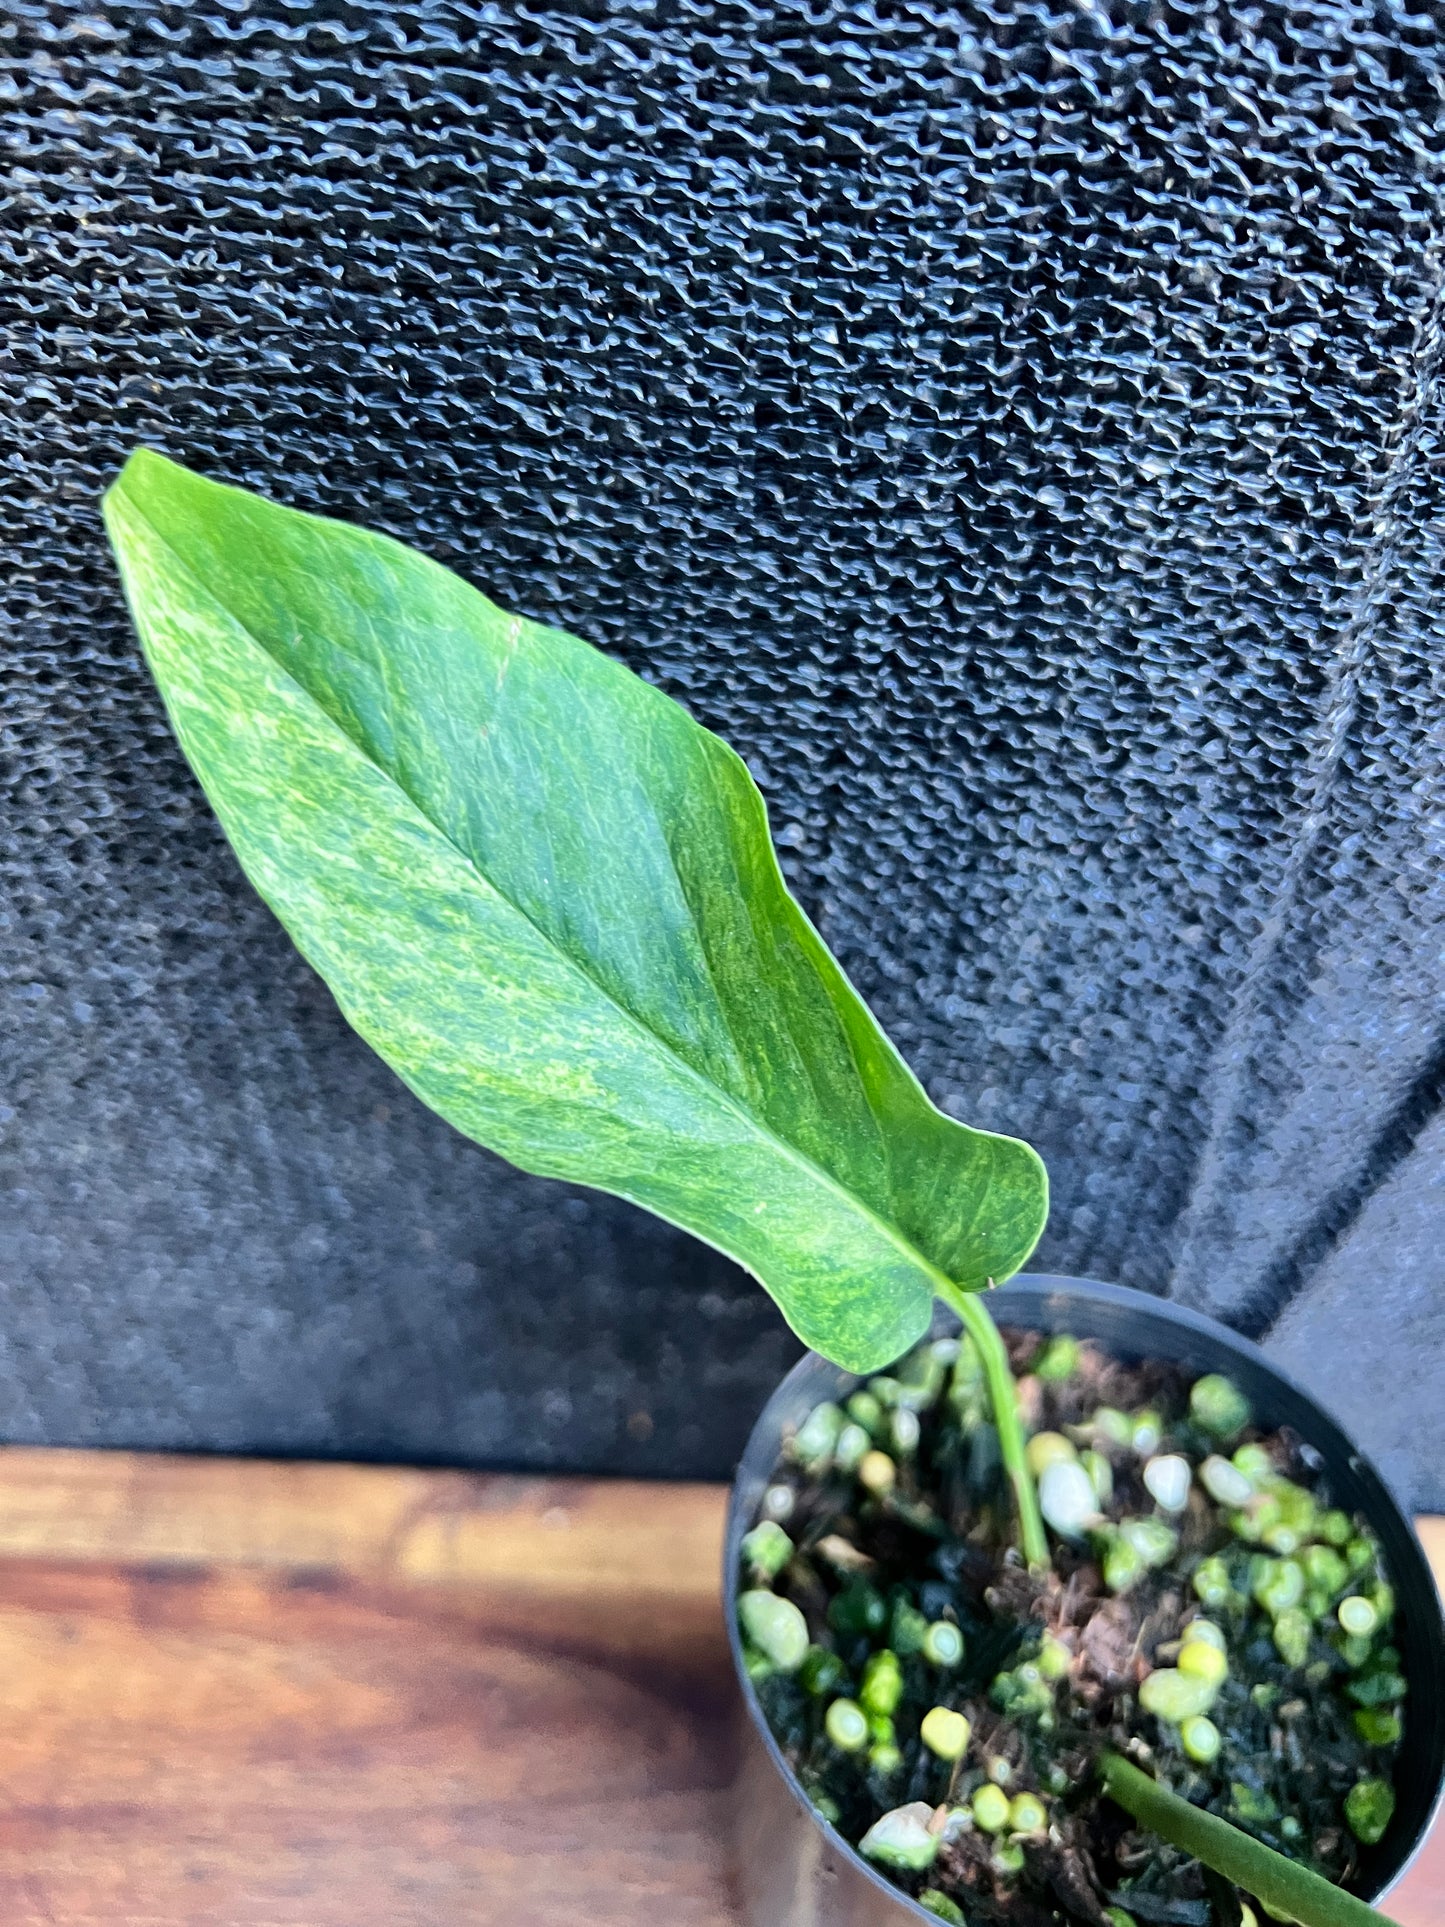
(125, 495), (961, 1309)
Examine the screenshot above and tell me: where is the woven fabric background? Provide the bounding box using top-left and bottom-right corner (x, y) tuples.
(4, 1), (1445, 1501)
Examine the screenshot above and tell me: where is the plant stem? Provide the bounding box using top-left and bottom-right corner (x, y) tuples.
(916, 1307), (1400, 1927)
(1099, 1750), (1401, 1927)
(934, 1281), (1048, 1571)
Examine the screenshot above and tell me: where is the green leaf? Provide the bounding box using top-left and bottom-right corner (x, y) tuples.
(1099, 1751), (1400, 1927)
(103, 448), (1047, 1371)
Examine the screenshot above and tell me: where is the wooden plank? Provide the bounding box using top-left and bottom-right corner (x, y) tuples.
(0, 1452), (736, 1927)
(0, 1447), (722, 1594)
(0, 1448), (1433, 1925)
(0, 1451), (724, 1671)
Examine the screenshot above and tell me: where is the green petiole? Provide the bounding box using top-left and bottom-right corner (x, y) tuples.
(1099, 1750), (1401, 1927)
(926, 1313), (1404, 1927)
(934, 1280), (1049, 1571)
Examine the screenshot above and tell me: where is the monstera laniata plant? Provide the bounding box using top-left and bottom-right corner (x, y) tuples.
(105, 449), (1412, 1927)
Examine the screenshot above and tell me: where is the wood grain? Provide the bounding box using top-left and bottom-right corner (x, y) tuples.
(0, 1452), (735, 1927)
(0, 1449), (1434, 1926)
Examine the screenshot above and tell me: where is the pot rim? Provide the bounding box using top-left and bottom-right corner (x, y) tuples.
(724, 1273), (1445, 1922)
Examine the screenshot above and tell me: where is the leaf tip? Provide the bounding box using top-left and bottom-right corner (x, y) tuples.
(103, 445), (191, 524)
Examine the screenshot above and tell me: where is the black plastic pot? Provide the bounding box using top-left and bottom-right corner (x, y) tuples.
(726, 1275), (1445, 1927)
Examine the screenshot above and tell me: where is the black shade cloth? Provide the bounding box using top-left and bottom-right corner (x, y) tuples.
(4, 1), (1444, 1502)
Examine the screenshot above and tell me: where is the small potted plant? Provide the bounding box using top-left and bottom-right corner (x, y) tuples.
(105, 450), (1443, 1927)
(726, 1281), (1443, 1927)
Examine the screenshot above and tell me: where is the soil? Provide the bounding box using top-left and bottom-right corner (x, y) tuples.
(742, 1329), (1404, 1927)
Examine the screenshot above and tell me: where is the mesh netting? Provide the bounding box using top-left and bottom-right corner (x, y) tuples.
(3, 0), (1444, 1498)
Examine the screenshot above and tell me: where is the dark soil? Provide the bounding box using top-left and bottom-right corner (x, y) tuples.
(740, 1328), (1404, 1926)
